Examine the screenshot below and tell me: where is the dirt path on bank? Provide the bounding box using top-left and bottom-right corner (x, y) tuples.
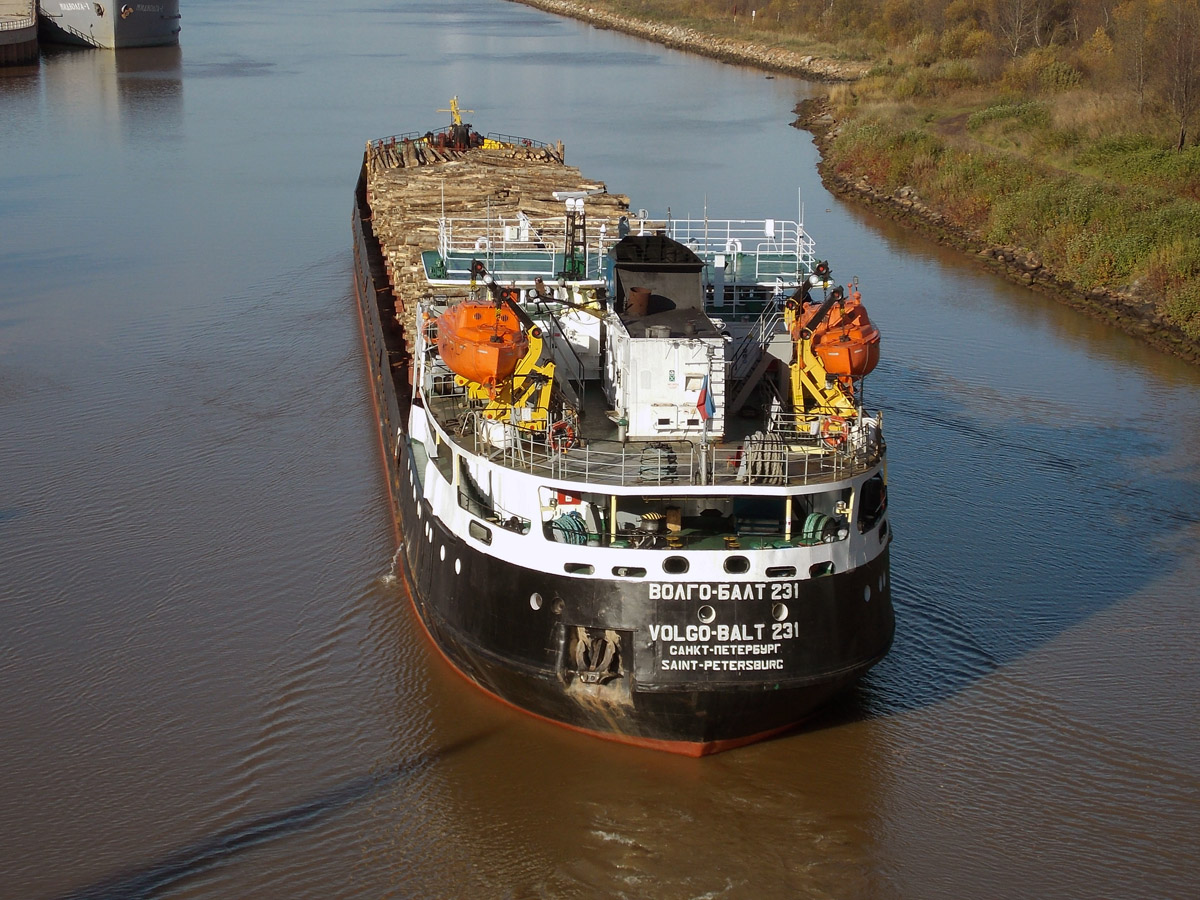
(509, 0), (867, 81)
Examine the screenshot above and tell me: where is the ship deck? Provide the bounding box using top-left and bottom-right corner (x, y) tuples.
(366, 131), (882, 493)
(423, 379), (880, 492)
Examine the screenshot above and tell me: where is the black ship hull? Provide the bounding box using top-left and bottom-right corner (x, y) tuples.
(352, 160), (894, 755)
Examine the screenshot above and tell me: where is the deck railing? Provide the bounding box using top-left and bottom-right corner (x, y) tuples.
(439, 407), (882, 489)
(0, 14), (37, 31)
(434, 216), (817, 286)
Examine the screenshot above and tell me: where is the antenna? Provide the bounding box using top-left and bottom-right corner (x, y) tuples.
(438, 96), (474, 125)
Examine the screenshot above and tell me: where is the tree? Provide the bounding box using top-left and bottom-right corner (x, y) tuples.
(990, 0), (1041, 55)
(1158, 0), (1200, 148)
(988, 0), (1071, 56)
(1114, 0), (1157, 111)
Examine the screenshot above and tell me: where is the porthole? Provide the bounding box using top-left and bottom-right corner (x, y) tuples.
(878, 573), (886, 591)
(697, 605), (716, 624)
(612, 566), (647, 578)
(771, 602), (789, 622)
(439, 545), (446, 562)
(529, 592), (543, 610)
(454, 558), (461, 575)
(663, 556), (689, 575)
(765, 566), (796, 578)
(723, 555), (750, 575)
(863, 584), (872, 602)
(468, 520), (492, 545)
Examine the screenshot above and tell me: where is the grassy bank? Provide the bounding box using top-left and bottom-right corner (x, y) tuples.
(511, 0), (1200, 361)
(820, 66), (1200, 352)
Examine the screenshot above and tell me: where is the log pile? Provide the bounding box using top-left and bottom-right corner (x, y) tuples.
(364, 143), (630, 354)
(365, 138), (567, 175)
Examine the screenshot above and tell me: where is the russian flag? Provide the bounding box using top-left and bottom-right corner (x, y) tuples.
(697, 375), (716, 422)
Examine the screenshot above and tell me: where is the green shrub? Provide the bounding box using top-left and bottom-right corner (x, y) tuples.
(966, 102), (1050, 131)
(1038, 60), (1082, 91)
(1002, 48), (1083, 94)
(929, 58), (980, 88)
(1074, 139), (1200, 199)
(907, 31), (939, 67)
(1165, 282), (1200, 339)
(826, 118), (945, 191)
(939, 23), (991, 59)
(892, 68), (931, 98)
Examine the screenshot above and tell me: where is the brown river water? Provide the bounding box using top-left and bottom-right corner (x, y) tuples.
(2, 2), (1198, 898)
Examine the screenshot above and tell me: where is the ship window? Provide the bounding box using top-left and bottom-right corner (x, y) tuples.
(809, 562), (835, 578)
(789, 489), (852, 543)
(468, 520), (492, 545)
(430, 440), (453, 485)
(612, 566), (646, 578)
(857, 474), (888, 534)
(460, 460), (530, 534)
(723, 556), (750, 574)
(765, 566), (796, 578)
(564, 563), (594, 575)
(663, 556), (689, 575)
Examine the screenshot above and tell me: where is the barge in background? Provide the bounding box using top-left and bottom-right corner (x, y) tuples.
(38, 1), (180, 49)
(351, 102), (894, 755)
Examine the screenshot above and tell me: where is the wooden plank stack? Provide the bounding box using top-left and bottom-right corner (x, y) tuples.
(364, 141), (630, 357)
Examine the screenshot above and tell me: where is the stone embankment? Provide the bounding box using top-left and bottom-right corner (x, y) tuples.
(794, 99), (1199, 364)
(509, 0), (867, 81)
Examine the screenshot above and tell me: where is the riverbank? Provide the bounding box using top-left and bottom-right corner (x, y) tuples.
(510, 0), (1200, 365)
(794, 98), (1200, 365)
(509, 0), (867, 81)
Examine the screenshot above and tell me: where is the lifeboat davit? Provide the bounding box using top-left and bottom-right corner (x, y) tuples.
(794, 289), (880, 377)
(436, 301), (528, 393)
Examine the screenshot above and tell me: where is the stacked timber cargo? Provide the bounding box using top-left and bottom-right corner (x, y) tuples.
(363, 137), (629, 353)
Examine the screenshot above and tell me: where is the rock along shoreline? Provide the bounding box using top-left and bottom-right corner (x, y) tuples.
(511, 0), (1197, 364)
(507, 0), (868, 81)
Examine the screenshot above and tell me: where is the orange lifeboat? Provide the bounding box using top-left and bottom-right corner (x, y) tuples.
(436, 301), (528, 394)
(793, 288), (880, 378)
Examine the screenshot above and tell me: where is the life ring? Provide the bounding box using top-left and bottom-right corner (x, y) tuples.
(820, 416), (848, 449)
(549, 420), (576, 452)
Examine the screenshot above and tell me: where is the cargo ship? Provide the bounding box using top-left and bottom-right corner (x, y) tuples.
(38, 1), (180, 49)
(352, 102), (893, 755)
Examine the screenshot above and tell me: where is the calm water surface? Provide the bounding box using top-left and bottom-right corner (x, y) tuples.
(2, 2), (1198, 898)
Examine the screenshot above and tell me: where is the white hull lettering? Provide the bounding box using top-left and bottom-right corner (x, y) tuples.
(650, 623), (770, 643)
(649, 582), (774, 601)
